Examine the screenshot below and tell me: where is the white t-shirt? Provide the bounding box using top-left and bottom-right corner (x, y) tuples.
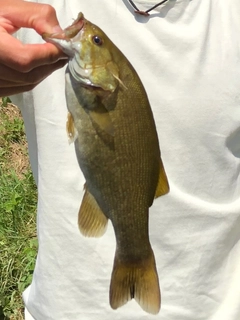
(13, 0), (240, 319)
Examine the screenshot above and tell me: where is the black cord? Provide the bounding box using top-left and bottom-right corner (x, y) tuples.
(127, 0), (169, 16)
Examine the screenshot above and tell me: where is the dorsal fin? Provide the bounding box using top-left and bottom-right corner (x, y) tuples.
(155, 159), (169, 198)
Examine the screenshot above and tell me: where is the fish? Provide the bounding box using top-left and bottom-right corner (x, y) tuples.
(43, 13), (169, 315)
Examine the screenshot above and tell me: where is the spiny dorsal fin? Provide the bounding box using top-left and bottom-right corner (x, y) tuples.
(78, 187), (108, 237)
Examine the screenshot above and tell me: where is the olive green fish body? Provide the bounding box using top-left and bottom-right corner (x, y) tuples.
(43, 13), (169, 315)
(66, 54), (159, 254)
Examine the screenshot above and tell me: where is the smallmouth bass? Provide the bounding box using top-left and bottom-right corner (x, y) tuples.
(43, 13), (169, 315)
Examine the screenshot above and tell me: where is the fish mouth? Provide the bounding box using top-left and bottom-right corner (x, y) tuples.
(42, 13), (103, 86)
(42, 12), (85, 57)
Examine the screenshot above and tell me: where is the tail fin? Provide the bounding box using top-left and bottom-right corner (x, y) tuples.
(109, 250), (160, 314)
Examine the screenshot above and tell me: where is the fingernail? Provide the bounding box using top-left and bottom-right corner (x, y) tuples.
(52, 25), (64, 33)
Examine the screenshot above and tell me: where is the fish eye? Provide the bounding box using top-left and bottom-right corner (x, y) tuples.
(92, 35), (103, 46)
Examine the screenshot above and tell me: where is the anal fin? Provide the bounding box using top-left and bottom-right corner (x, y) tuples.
(155, 159), (169, 198)
(78, 187), (108, 237)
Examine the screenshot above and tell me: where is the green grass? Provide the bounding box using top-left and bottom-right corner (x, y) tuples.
(0, 100), (37, 320)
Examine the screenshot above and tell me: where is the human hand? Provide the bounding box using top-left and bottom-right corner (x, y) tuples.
(0, 0), (68, 96)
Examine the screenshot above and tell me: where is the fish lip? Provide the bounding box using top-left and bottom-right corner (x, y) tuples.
(42, 12), (85, 42)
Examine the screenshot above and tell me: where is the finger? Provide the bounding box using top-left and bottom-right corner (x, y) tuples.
(0, 32), (68, 72)
(0, 59), (67, 86)
(2, 0), (62, 35)
(0, 60), (67, 95)
(0, 84), (37, 97)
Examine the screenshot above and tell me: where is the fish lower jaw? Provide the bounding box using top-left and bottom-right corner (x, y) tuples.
(68, 61), (93, 86)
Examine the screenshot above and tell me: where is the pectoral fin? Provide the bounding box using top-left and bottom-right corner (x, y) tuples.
(88, 104), (115, 150)
(155, 160), (169, 198)
(88, 104), (114, 136)
(78, 187), (108, 237)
